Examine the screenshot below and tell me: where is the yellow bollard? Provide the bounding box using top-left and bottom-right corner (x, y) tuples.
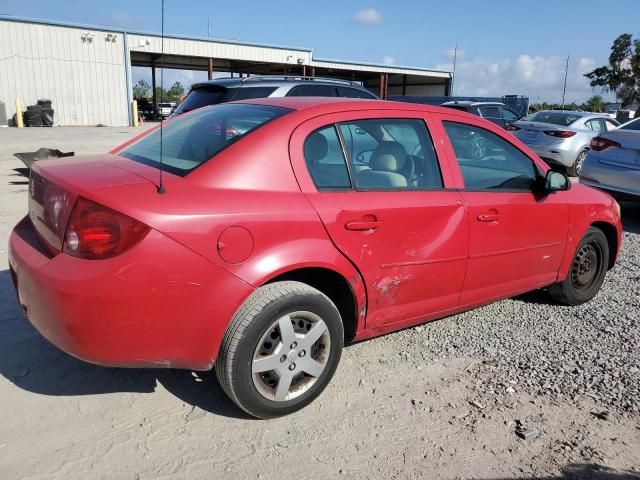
(132, 100), (139, 127)
(15, 99), (23, 128)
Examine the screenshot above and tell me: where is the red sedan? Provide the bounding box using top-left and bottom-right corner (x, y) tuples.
(9, 98), (622, 418)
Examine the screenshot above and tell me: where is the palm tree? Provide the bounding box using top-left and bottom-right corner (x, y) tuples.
(584, 95), (605, 113)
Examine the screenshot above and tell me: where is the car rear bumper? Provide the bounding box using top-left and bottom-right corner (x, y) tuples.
(580, 157), (640, 199)
(524, 144), (575, 168)
(8, 216), (253, 370)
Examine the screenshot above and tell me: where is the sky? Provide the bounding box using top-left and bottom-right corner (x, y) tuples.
(1, 0), (638, 103)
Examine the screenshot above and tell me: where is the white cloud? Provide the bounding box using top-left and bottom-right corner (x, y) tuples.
(383, 56), (396, 65)
(354, 8), (382, 24)
(436, 51), (607, 103)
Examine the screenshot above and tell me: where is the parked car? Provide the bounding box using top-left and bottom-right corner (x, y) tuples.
(9, 99), (622, 418)
(155, 102), (174, 119)
(135, 98), (154, 120)
(170, 76), (377, 117)
(580, 117), (640, 200)
(511, 110), (620, 176)
(440, 101), (522, 129)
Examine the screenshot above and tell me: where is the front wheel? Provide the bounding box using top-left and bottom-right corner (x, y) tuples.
(548, 227), (609, 305)
(215, 281), (344, 419)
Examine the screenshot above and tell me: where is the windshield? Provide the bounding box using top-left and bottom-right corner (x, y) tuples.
(120, 104), (291, 176)
(522, 111), (581, 127)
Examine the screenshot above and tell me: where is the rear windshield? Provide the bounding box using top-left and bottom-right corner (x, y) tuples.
(173, 86), (277, 115)
(120, 104), (290, 176)
(522, 111), (581, 127)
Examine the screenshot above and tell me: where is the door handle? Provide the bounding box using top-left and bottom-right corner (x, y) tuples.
(477, 213), (501, 222)
(345, 220), (383, 231)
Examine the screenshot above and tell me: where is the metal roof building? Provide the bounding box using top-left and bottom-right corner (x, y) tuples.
(0, 16), (452, 127)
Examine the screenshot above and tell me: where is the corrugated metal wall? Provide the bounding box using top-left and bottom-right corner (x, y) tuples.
(0, 21), (129, 126)
(128, 34), (312, 65)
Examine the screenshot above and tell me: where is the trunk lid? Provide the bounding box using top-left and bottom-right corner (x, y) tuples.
(512, 121), (568, 146)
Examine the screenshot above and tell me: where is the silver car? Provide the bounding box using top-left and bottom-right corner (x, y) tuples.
(512, 110), (619, 176)
(580, 117), (640, 200)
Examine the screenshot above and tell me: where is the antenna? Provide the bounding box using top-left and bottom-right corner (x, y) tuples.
(157, 0), (166, 194)
(451, 43), (458, 97)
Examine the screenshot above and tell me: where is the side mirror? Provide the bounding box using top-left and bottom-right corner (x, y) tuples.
(545, 170), (570, 191)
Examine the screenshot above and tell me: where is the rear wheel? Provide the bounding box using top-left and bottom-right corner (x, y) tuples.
(569, 149), (587, 177)
(548, 227), (609, 305)
(216, 281), (343, 418)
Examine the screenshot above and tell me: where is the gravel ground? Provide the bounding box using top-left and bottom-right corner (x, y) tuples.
(0, 127), (638, 479)
(387, 211), (640, 414)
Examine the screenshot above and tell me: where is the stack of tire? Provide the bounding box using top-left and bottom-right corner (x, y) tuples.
(23, 99), (54, 127)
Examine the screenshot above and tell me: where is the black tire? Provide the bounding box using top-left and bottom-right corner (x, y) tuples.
(27, 116), (43, 127)
(42, 113), (54, 126)
(26, 105), (42, 112)
(41, 107), (54, 116)
(23, 111), (40, 120)
(568, 149), (588, 177)
(37, 99), (52, 106)
(216, 281), (344, 419)
(548, 227), (609, 305)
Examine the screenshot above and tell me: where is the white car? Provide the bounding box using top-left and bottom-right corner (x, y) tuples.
(155, 103), (174, 119)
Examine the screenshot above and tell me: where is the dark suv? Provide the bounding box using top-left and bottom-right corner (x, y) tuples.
(171, 76), (377, 117)
(441, 101), (522, 130)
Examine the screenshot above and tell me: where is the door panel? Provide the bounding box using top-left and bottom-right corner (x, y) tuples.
(435, 114), (570, 305)
(289, 110), (468, 329)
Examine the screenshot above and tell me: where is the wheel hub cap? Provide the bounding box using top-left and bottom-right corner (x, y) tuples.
(251, 311), (331, 402)
(571, 243), (599, 288)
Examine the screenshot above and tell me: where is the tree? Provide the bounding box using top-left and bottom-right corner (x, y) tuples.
(166, 82), (185, 103)
(153, 87), (170, 103)
(132, 79), (151, 99)
(582, 95), (605, 112)
(584, 33), (640, 108)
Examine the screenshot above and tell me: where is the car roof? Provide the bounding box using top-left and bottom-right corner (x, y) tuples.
(190, 76), (371, 90)
(526, 110), (610, 121)
(233, 96), (469, 117)
(441, 101), (507, 107)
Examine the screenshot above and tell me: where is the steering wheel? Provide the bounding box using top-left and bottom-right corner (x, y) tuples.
(402, 154), (415, 183)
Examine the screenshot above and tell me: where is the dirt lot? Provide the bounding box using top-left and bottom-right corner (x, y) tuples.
(0, 126), (638, 480)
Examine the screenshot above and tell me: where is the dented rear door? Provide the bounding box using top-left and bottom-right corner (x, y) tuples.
(289, 109), (468, 330)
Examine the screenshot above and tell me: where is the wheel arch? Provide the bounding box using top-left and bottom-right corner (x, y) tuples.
(591, 221), (618, 269)
(262, 266), (363, 343)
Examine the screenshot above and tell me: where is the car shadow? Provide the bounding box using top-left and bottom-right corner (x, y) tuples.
(0, 269), (250, 420)
(620, 200), (640, 234)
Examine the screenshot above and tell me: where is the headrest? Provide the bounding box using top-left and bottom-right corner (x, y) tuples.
(370, 142), (407, 172)
(304, 133), (329, 164)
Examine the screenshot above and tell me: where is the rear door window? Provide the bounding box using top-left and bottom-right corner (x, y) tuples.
(339, 119), (443, 190)
(172, 87), (228, 115)
(337, 87), (375, 99)
(478, 106), (501, 120)
(287, 85), (337, 97)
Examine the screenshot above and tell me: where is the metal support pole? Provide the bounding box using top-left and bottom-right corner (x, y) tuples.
(402, 75), (407, 96)
(151, 61), (157, 119)
(208, 58), (213, 80)
(302, 65), (306, 77)
(311, 67), (316, 77)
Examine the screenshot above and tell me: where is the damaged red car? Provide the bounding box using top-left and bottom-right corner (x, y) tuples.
(9, 98), (622, 418)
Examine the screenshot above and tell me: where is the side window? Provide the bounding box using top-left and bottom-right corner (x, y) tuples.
(228, 87), (277, 101)
(443, 121), (538, 191)
(604, 119), (620, 131)
(337, 87), (375, 99)
(303, 126), (351, 189)
(585, 119), (603, 132)
(620, 118), (640, 131)
(478, 105), (501, 119)
(339, 119), (443, 190)
(287, 85), (337, 97)
(501, 107), (519, 121)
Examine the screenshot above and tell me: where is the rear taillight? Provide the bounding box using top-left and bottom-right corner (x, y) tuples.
(505, 124), (521, 131)
(63, 197), (150, 259)
(590, 136), (621, 152)
(544, 130), (576, 138)
(29, 171), (74, 252)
